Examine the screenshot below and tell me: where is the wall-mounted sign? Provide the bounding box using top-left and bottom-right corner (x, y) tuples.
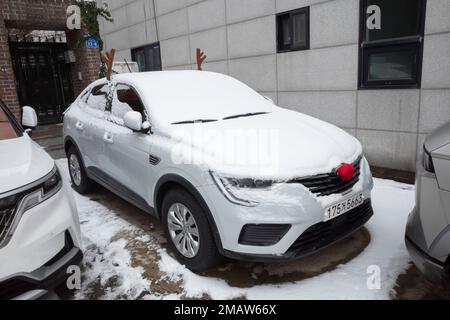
(86, 37), (99, 49)
(64, 50), (76, 63)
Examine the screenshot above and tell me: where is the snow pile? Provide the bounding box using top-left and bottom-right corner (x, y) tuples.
(57, 160), (155, 300)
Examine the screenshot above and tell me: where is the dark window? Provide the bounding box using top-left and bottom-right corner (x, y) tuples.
(277, 7), (310, 52)
(86, 84), (110, 112)
(359, 0), (426, 89)
(111, 84), (147, 124)
(131, 42), (162, 72)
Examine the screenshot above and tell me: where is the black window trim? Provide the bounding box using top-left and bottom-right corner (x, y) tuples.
(276, 7), (310, 53)
(358, 0), (427, 90)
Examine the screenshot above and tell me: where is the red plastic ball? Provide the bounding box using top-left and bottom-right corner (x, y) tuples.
(336, 163), (355, 181)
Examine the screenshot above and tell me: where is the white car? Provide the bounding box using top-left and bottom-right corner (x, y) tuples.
(63, 71), (373, 271)
(0, 101), (82, 299)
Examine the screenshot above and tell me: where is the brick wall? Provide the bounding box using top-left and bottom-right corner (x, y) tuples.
(0, 0), (101, 119)
(67, 27), (101, 97)
(0, 17), (18, 117)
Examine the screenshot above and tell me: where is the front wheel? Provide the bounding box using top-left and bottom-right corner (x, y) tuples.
(67, 146), (95, 194)
(162, 188), (222, 272)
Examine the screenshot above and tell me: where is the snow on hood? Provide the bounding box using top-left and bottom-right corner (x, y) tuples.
(163, 107), (362, 179)
(0, 135), (54, 194)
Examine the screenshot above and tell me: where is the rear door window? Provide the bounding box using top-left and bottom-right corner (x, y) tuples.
(86, 83), (110, 113)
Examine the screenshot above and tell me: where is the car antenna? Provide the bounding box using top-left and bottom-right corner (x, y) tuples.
(124, 58), (133, 73)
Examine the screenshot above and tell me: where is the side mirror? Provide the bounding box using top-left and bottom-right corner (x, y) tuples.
(123, 111), (143, 132)
(22, 106), (38, 129)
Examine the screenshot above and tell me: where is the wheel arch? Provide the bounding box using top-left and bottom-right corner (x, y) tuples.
(64, 136), (85, 167)
(154, 174), (224, 254)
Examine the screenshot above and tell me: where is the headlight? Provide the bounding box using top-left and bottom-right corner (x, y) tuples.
(423, 147), (435, 173)
(210, 172), (273, 207)
(0, 166), (62, 248)
(20, 166), (63, 212)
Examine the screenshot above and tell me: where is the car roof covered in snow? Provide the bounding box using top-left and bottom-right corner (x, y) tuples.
(100, 71), (275, 126)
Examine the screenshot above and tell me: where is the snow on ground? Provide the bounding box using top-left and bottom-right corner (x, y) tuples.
(56, 160), (415, 300)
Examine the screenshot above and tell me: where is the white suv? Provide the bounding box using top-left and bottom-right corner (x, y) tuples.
(63, 71), (373, 271)
(0, 101), (82, 299)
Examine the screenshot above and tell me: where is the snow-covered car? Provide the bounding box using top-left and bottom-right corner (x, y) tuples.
(406, 122), (450, 284)
(0, 101), (82, 299)
(63, 71), (373, 271)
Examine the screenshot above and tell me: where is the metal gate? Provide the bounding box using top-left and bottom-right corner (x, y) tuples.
(10, 42), (74, 124)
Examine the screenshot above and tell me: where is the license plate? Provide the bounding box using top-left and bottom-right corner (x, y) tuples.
(324, 193), (364, 221)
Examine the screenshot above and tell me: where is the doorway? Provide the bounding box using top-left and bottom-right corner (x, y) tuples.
(10, 42), (74, 124)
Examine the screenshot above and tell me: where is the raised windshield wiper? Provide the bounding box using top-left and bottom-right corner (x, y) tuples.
(172, 119), (218, 125)
(223, 112), (269, 120)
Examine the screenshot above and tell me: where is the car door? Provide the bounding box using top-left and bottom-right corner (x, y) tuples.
(75, 83), (110, 169)
(101, 83), (155, 210)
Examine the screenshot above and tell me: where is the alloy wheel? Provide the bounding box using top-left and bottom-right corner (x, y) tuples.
(69, 154), (82, 186)
(167, 203), (200, 258)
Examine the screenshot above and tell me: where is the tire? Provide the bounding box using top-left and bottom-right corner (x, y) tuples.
(67, 146), (95, 194)
(162, 188), (222, 272)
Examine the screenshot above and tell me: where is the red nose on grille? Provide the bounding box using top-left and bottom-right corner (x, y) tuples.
(336, 163), (355, 181)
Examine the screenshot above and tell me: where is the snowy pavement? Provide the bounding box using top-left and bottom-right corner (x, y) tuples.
(56, 160), (427, 300)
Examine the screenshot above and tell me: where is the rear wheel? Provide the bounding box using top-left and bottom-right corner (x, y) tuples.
(162, 188), (222, 272)
(67, 146), (95, 194)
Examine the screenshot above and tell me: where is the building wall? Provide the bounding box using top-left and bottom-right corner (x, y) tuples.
(99, 0), (450, 172)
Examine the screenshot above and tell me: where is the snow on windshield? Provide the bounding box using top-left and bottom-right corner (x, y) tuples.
(132, 72), (275, 126)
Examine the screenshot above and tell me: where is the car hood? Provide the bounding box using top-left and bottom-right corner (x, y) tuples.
(424, 121), (450, 152)
(165, 108), (362, 179)
(0, 135), (54, 194)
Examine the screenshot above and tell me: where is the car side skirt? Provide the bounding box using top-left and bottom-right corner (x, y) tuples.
(86, 166), (156, 217)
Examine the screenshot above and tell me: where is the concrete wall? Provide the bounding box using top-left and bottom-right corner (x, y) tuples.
(99, 0), (450, 172)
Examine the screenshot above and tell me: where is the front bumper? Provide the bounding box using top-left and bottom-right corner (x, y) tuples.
(224, 199), (373, 262)
(404, 160), (450, 284)
(0, 233), (83, 300)
(0, 181), (82, 299)
(198, 157), (374, 258)
(405, 233), (448, 284)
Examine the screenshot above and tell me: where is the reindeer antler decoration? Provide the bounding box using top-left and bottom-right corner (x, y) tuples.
(196, 48), (207, 71)
(101, 48), (116, 81)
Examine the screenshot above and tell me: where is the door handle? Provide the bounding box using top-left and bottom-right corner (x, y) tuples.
(75, 121), (84, 131)
(103, 132), (114, 144)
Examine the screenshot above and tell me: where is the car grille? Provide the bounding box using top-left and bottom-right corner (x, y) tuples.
(289, 156), (362, 196)
(287, 199), (373, 257)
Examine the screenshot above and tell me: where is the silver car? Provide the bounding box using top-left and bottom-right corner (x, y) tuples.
(406, 122), (450, 284)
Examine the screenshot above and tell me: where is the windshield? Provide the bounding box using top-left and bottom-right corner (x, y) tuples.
(133, 72), (275, 126)
(0, 102), (20, 141)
